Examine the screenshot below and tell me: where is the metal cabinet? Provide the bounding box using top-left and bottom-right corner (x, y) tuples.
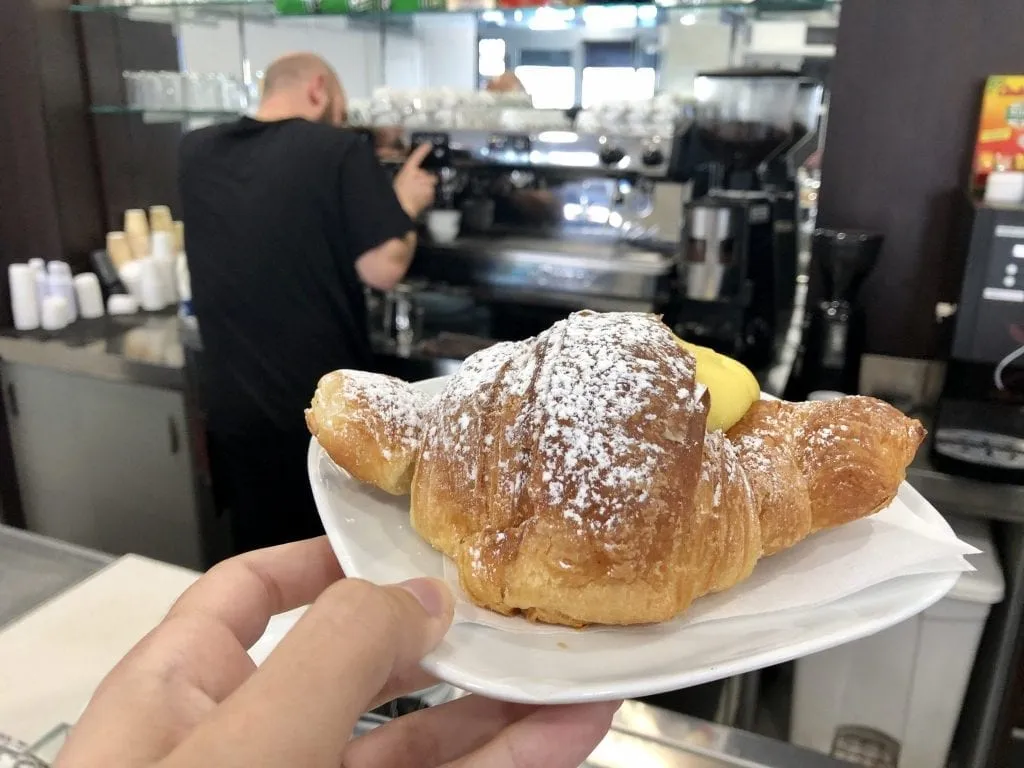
(2, 362), (203, 570)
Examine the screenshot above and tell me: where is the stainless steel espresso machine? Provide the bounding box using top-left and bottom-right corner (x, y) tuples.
(361, 77), (819, 378)
(366, 114), (686, 378)
(667, 70), (822, 368)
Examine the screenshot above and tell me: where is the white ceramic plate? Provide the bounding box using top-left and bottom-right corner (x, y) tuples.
(310, 377), (959, 704)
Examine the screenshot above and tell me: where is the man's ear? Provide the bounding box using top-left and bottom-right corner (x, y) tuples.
(308, 73), (327, 108)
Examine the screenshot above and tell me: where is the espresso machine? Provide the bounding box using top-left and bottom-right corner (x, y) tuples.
(932, 203), (1024, 483)
(361, 100), (685, 375)
(669, 70), (822, 367)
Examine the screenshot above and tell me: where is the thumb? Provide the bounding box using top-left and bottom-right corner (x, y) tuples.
(403, 142), (433, 170)
(164, 578), (454, 768)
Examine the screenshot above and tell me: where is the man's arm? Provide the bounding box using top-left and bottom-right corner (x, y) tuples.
(350, 143), (436, 292)
(355, 232), (417, 292)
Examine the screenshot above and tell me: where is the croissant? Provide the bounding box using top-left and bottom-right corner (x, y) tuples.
(307, 311), (925, 627)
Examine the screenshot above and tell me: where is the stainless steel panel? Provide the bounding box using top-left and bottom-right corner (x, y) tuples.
(416, 238), (674, 302)
(351, 701), (849, 768)
(0, 525), (111, 628)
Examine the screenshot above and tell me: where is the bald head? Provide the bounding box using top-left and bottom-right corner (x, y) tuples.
(486, 71), (526, 95)
(257, 53), (347, 127)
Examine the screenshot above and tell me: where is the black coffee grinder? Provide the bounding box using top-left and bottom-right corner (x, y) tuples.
(669, 69), (821, 368)
(784, 229), (883, 399)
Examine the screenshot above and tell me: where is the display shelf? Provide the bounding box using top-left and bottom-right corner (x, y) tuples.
(90, 105), (244, 124)
(69, 0), (838, 22)
(70, 1), (277, 20)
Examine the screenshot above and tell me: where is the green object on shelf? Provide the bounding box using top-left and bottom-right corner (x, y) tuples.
(385, 0), (445, 12)
(274, 0), (379, 12)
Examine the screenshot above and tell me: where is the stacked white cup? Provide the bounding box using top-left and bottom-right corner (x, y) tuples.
(8, 264), (40, 330)
(151, 231), (178, 306)
(74, 273), (105, 319)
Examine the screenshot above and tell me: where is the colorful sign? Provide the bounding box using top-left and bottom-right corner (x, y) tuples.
(972, 75), (1024, 194)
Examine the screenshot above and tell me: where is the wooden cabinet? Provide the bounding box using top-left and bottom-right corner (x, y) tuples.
(2, 361), (203, 570)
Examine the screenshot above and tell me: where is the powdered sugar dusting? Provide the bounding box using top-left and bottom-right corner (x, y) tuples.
(422, 311), (704, 541)
(425, 340), (525, 477)
(326, 370), (427, 459)
(532, 313), (678, 531)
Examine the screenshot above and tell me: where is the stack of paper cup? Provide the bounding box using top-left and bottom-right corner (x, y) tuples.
(173, 220), (185, 254)
(40, 295), (69, 331)
(119, 260), (144, 304)
(124, 208), (150, 260)
(74, 273), (105, 319)
(149, 205), (174, 236)
(106, 231), (134, 269)
(28, 258), (47, 310)
(151, 231), (178, 305)
(8, 264), (40, 330)
(138, 257), (166, 311)
(46, 262), (77, 322)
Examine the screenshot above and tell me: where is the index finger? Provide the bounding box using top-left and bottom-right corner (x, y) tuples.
(404, 142), (433, 169)
(167, 536), (344, 649)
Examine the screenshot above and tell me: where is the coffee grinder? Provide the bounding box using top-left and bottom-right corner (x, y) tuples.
(932, 203), (1024, 483)
(784, 228), (883, 400)
(670, 70), (818, 368)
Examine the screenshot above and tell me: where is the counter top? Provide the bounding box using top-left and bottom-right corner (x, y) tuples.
(907, 430), (1024, 524)
(0, 312), (188, 391)
(0, 526), (111, 629)
(0, 544), (198, 742)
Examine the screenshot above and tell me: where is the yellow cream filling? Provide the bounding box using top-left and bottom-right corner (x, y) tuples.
(673, 337), (760, 432)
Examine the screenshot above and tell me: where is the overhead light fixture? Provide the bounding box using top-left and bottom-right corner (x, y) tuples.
(680, 13), (697, 25)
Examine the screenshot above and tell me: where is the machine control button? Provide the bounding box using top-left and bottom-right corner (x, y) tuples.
(1003, 275), (1016, 288)
(1006, 263), (1018, 276)
(641, 147), (665, 166)
(599, 146), (626, 166)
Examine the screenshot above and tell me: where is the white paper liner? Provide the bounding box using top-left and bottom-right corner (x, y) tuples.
(441, 491), (977, 636)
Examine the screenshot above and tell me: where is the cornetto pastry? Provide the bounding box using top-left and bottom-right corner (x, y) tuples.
(306, 311), (925, 627)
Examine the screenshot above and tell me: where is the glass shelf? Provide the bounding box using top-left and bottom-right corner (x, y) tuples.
(90, 105), (243, 124)
(70, 1), (278, 20)
(70, 0), (837, 22)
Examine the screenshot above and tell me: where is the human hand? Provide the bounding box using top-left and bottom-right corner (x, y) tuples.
(56, 537), (619, 768)
(394, 143), (439, 219)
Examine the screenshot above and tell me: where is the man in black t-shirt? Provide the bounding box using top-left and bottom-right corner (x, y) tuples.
(179, 53), (436, 554)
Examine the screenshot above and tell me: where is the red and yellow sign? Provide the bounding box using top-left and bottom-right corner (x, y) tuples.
(972, 75), (1024, 194)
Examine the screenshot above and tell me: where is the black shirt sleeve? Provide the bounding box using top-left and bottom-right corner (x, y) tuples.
(337, 138), (415, 260)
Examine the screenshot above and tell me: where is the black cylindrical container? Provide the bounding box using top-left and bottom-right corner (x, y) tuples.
(785, 229), (883, 399)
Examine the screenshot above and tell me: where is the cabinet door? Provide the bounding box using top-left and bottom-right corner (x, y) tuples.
(4, 362), (95, 546)
(3, 363), (203, 569)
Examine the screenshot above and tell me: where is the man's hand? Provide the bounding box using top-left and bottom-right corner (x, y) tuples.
(56, 537), (618, 768)
(394, 143), (438, 220)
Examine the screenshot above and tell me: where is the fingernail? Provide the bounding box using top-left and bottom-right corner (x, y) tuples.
(399, 578), (448, 618)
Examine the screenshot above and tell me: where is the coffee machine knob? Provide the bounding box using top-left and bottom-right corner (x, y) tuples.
(642, 147), (665, 166)
(599, 146), (626, 166)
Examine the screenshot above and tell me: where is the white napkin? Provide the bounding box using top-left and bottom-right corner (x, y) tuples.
(442, 483), (977, 635)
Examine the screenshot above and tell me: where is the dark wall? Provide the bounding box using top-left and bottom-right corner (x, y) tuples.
(0, 0), (72, 289)
(818, 0), (1024, 359)
(81, 14), (182, 232)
